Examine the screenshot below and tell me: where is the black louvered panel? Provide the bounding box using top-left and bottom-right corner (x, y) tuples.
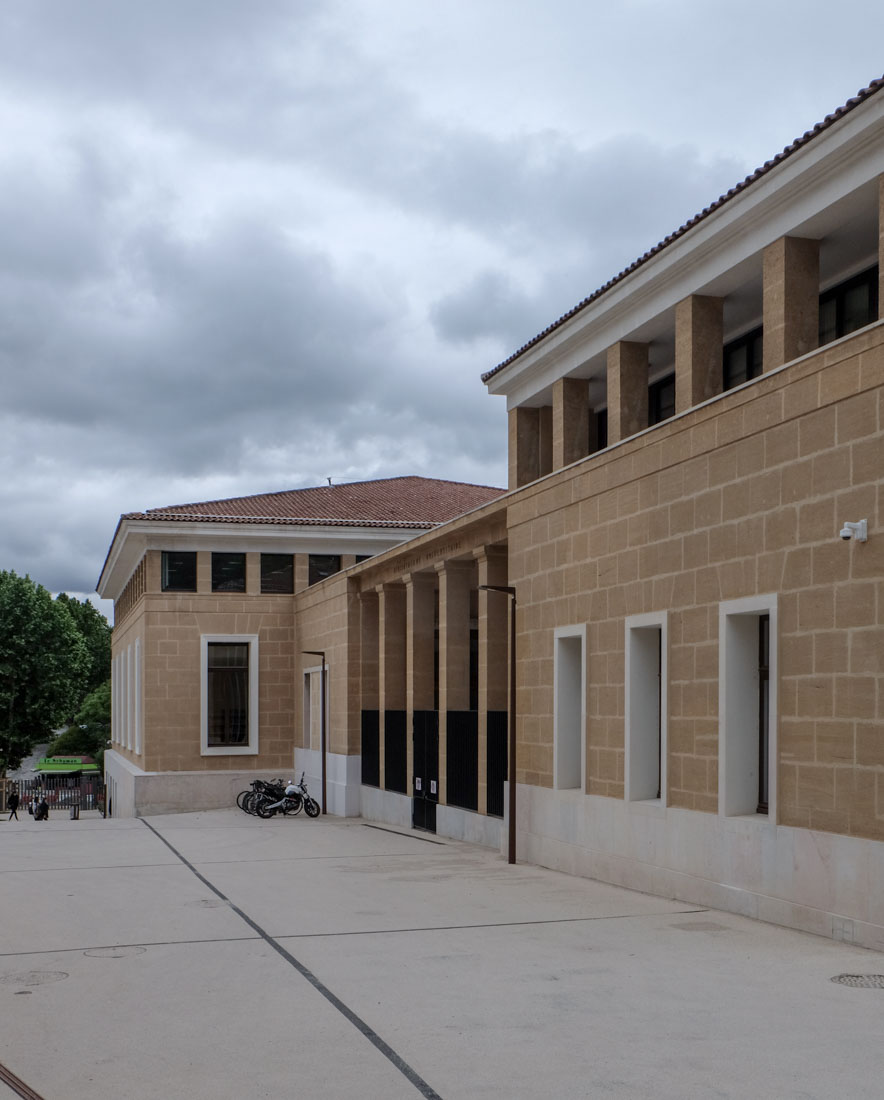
(486, 710), (508, 818)
(361, 710), (380, 787)
(384, 710), (408, 794)
(446, 710), (478, 812)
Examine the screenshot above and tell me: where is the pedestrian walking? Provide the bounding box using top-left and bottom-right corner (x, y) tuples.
(6, 789), (19, 820)
(34, 795), (49, 821)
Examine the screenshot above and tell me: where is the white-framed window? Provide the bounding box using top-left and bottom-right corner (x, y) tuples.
(112, 654), (119, 745)
(134, 637), (142, 755)
(126, 644), (135, 751)
(554, 624), (586, 790)
(200, 635), (259, 756)
(719, 596), (777, 819)
(625, 612), (668, 803)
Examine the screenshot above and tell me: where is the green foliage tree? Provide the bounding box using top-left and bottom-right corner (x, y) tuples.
(54, 592), (112, 702)
(0, 571), (89, 775)
(47, 679), (111, 766)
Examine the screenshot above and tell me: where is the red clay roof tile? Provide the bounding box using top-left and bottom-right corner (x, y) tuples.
(124, 476), (505, 528)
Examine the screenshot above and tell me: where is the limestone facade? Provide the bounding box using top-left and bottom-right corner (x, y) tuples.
(99, 80), (884, 946)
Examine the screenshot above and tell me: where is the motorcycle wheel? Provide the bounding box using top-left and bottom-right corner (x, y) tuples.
(283, 796), (303, 816)
(255, 798), (276, 819)
(304, 797), (320, 818)
(236, 790), (251, 811)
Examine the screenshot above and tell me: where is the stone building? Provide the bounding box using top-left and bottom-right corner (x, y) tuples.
(100, 78), (884, 947)
(97, 477), (505, 816)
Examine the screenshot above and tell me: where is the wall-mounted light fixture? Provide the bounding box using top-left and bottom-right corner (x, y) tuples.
(839, 519), (868, 542)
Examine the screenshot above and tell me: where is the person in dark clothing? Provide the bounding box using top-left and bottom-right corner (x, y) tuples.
(6, 789), (19, 820)
(34, 796), (49, 821)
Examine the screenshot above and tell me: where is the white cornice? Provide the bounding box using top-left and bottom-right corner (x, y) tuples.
(96, 517), (432, 600)
(489, 90), (884, 408)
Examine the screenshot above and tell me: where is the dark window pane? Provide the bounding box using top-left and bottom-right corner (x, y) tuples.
(819, 265), (878, 346)
(648, 373), (675, 425)
(261, 553), (293, 594)
(212, 553), (246, 592)
(207, 642), (249, 747)
(355, 554), (372, 564)
(842, 282), (873, 336)
(723, 326), (763, 390)
(589, 408), (607, 453)
(757, 615), (770, 815)
(161, 551), (197, 592)
(308, 554), (341, 586)
(818, 297), (838, 345)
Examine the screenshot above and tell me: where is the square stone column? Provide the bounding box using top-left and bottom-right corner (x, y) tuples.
(405, 572), (436, 713)
(436, 559), (475, 804)
(405, 572), (437, 799)
(552, 377), (590, 469)
(606, 341), (649, 444)
(538, 405), (553, 477)
(675, 295), (723, 413)
(377, 582), (406, 788)
(762, 236), (819, 370)
(359, 590), (379, 712)
(476, 546), (508, 815)
(507, 405), (553, 489)
(294, 553), (309, 594)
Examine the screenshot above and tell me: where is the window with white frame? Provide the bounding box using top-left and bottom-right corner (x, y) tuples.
(201, 635), (259, 755)
(719, 597), (777, 818)
(134, 637), (142, 755)
(554, 625), (586, 790)
(625, 613), (667, 802)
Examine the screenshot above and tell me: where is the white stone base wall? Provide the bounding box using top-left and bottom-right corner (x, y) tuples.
(360, 785), (413, 828)
(515, 784), (884, 951)
(104, 751), (293, 818)
(294, 748), (361, 816)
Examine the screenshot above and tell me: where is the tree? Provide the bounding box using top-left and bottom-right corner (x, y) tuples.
(47, 679), (111, 766)
(54, 592), (112, 703)
(0, 571), (89, 775)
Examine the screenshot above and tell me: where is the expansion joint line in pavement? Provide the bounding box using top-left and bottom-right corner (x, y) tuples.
(0, 1059), (46, 1100)
(140, 820), (443, 1100)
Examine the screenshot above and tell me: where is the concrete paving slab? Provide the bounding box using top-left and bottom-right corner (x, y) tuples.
(2, 809), (884, 1100)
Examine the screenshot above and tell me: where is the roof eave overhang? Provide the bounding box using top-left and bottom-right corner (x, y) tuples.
(486, 86), (884, 409)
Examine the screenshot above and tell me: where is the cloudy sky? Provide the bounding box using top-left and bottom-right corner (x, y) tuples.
(1, 1), (882, 619)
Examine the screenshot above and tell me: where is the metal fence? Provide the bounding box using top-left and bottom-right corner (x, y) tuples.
(1, 776), (106, 815)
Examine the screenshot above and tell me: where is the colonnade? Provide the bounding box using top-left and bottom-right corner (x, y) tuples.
(358, 544), (509, 820)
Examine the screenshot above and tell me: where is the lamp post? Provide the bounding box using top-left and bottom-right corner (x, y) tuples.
(478, 584), (517, 864)
(302, 650), (327, 814)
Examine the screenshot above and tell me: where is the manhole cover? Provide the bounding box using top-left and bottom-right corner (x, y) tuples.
(0, 970), (68, 988)
(83, 946), (147, 959)
(830, 974), (884, 988)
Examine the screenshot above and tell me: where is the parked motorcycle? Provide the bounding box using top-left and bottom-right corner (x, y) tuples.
(255, 772), (320, 819)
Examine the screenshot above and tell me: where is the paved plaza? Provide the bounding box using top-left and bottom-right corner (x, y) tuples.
(1, 808), (883, 1099)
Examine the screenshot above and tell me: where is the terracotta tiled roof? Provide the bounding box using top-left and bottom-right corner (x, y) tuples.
(123, 476), (505, 529)
(482, 75), (884, 384)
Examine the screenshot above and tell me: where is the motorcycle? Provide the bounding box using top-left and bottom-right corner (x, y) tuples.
(255, 772), (320, 819)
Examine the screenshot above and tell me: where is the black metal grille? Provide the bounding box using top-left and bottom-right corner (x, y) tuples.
(361, 710), (380, 787)
(384, 710), (408, 794)
(446, 710), (478, 811)
(3, 776), (106, 814)
(486, 710), (508, 818)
